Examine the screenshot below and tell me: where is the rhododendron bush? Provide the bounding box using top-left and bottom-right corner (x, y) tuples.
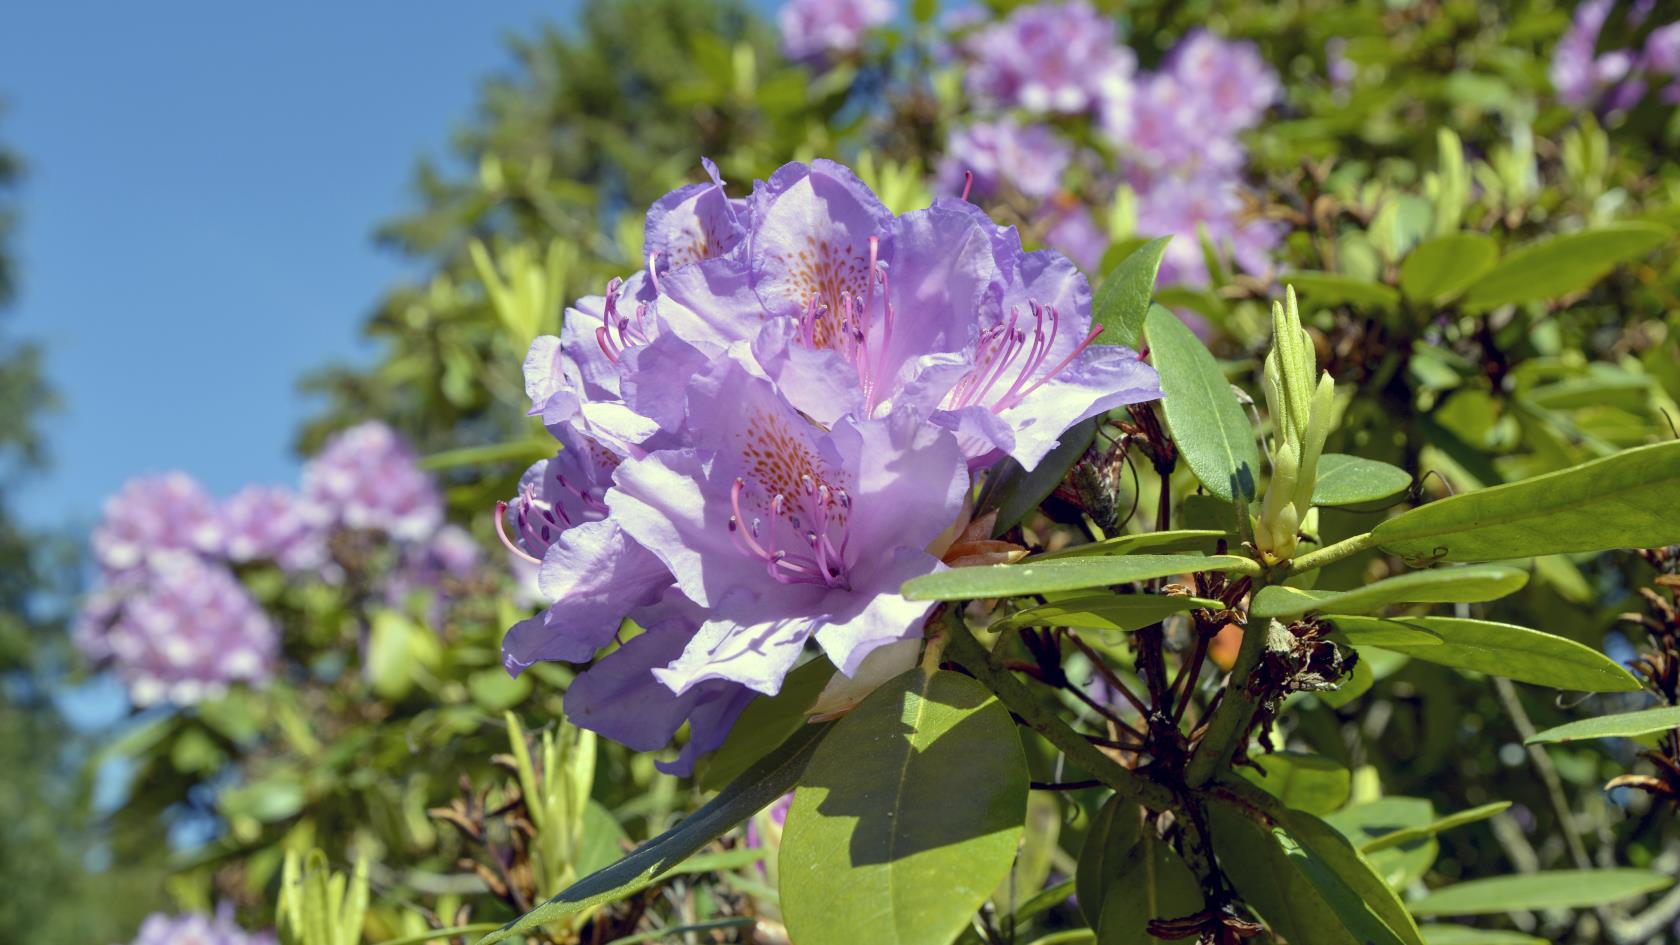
(14, 1), (1680, 944)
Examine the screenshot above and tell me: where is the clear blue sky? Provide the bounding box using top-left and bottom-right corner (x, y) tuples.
(0, 1), (578, 531)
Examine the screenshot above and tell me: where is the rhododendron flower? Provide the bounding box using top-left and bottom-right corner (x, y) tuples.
(1165, 31), (1279, 137)
(302, 421), (443, 541)
(778, 0), (895, 63)
(75, 552), (277, 706)
(1137, 171), (1281, 286)
(219, 484), (328, 572)
(964, 0), (1134, 114)
(91, 471), (224, 574)
(937, 119), (1073, 202)
(123, 904), (275, 945)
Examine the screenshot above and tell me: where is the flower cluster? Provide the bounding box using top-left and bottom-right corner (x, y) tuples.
(76, 422), (479, 706)
(1551, 0), (1680, 109)
(778, 0), (895, 63)
(502, 158), (1160, 772)
(120, 905), (274, 945)
(939, 3), (1282, 286)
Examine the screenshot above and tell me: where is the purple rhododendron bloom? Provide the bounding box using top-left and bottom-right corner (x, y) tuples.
(1136, 171), (1281, 287)
(302, 421), (443, 542)
(76, 552), (278, 706)
(386, 524), (484, 618)
(937, 118), (1073, 202)
(219, 485), (328, 572)
(1041, 202), (1107, 273)
(778, 0), (895, 63)
(1165, 31), (1279, 137)
(1549, 0), (1679, 108)
(122, 904), (275, 945)
(91, 471), (224, 574)
(964, 0), (1134, 114)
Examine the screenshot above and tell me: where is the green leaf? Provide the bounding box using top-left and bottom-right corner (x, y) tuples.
(1360, 802), (1511, 854)
(1461, 223), (1673, 309)
(1326, 798), (1440, 889)
(474, 722), (828, 944)
(1312, 454), (1413, 509)
(1331, 620), (1443, 648)
(1210, 801), (1414, 945)
(1419, 926), (1546, 945)
(902, 554), (1254, 601)
(467, 668), (532, 712)
(1399, 234), (1499, 303)
(1096, 829), (1204, 945)
(1333, 616), (1642, 692)
(1372, 440), (1680, 564)
(1036, 530), (1227, 559)
(1250, 565), (1529, 619)
(1238, 752), (1351, 816)
(989, 419), (1098, 532)
(699, 658), (833, 790)
(1092, 238), (1171, 348)
(1281, 809), (1426, 945)
(779, 669), (1028, 945)
(998, 594), (1224, 632)
(1284, 271), (1401, 308)
(575, 801), (631, 878)
(1144, 307), (1260, 501)
(1409, 870), (1675, 915)
(1077, 795), (1141, 927)
(1525, 706), (1680, 744)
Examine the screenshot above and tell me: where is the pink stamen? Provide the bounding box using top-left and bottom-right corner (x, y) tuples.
(961, 170), (974, 203)
(494, 501), (541, 565)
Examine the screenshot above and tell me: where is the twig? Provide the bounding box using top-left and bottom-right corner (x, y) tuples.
(1491, 676), (1593, 870)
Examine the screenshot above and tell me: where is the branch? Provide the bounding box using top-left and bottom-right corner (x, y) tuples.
(1286, 530), (1378, 575)
(942, 611), (1178, 811)
(1183, 617), (1269, 788)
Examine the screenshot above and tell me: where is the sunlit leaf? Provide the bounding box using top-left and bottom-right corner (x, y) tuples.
(1250, 565), (1529, 619)
(1399, 233), (1498, 303)
(997, 593), (1223, 632)
(1312, 454), (1413, 509)
(1332, 616), (1642, 692)
(1409, 870), (1675, 915)
(1525, 706), (1680, 744)
(903, 554), (1253, 601)
(1093, 238), (1171, 348)
(1238, 752), (1351, 815)
(1145, 307), (1260, 501)
(1461, 223), (1673, 309)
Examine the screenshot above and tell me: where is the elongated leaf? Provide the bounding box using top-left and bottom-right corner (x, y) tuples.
(1399, 233), (1499, 303)
(1312, 454), (1413, 509)
(1211, 801), (1413, 945)
(903, 554), (1253, 601)
(1525, 706), (1680, 744)
(475, 723), (828, 944)
(1093, 238), (1171, 348)
(1250, 566), (1529, 619)
(1327, 798), (1439, 889)
(1285, 271), (1401, 308)
(1461, 223), (1672, 309)
(1419, 926), (1546, 945)
(699, 658), (833, 790)
(1361, 802), (1511, 853)
(1282, 809), (1427, 945)
(999, 594), (1223, 632)
(1373, 440), (1680, 564)
(779, 670), (1028, 945)
(1238, 752), (1351, 816)
(1037, 530), (1227, 560)
(1077, 795), (1141, 926)
(1331, 620), (1442, 648)
(991, 420), (1099, 532)
(1333, 616), (1642, 692)
(1409, 870), (1674, 915)
(1096, 830), (1204, 945)
(1145, 307), (1260, 501)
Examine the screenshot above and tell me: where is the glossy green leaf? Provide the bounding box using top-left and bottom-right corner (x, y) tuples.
(1093, 237), (1171, 348)
(903, 554), (1253, 601)
(1077, 795), (1141, 926)
(1333, 616), (1642, 692)
(1372, 441), (1680, 564)
(699, 658), (833, 790)
(1250, 565), (1529, 619)
(1036, 530), (1227, 559)
(1145, 306), (1260, 501)
(1461, 222), (1673, 309)
(779, 670), (1028, 945)
(1360, 802), (1511, 853)
(1312, 454), (1413, 509)
(1281, 809), (1426, 945)
(1327, 797), (1440, 890)
(1210, 801), (1413, 945)
(998, 594), (1223, 632)
(1410, 870), (1675, 916)
(1331, 620), (1443, 648)
(1284, 271), (1400, 308)
(990, 419), (1098, 532)
(1238, 752), (1352, 815)
(1399, 233), (1499, 303)
(1096, 830), (1204, 945)
(475, 723), (828, 944)
(1525, 706), (1680, 744)
(1419, 926), (1546, 945)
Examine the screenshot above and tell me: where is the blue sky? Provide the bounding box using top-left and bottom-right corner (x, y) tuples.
(1, 1), (577, 531)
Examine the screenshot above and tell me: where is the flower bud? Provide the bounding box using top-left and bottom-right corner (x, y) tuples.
(1254, 287), (1338, 565)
